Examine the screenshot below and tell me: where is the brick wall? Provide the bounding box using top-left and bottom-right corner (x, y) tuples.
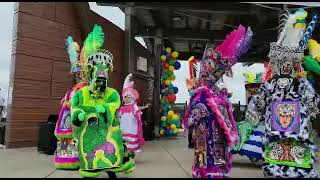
(6, 2), (125, 148)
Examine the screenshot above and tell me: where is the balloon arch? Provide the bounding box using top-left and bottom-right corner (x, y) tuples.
(159, 47), (181, 136)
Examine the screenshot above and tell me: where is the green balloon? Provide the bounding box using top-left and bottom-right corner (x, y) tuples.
(163, 74), (168, 80)
(161, 122), (167, 127)
(169, 60), (175, 65)
(160, 99), (165, 104)
(167, 71), (173, 76)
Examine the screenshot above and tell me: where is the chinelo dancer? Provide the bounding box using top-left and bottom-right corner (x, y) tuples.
(234, 9), (320, 178)
(70, 24), (135, 178)
(53, 36), (87, 170)
(183, 25), (253, 178)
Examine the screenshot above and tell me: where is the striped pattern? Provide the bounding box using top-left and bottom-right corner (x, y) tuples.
(123, 134), (141, 152)
(300, 14), (318, 50)
(238, 123), (264, 160)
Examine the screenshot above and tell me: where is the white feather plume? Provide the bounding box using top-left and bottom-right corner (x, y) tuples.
(123, 73), (134, 89)
(194, 61), (201, 79)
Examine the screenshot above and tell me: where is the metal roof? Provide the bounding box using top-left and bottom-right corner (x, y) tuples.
(97, 2), (320, 63)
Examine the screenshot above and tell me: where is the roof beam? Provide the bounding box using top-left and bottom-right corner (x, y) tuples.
(96, 2), (265, 15)
(136, 28), (226, 41)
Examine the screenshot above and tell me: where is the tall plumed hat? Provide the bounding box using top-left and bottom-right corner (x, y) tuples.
(82, 25), (113, 72)
(65, 36), (81, 73)
(122, 73), (140, 101)
(268, 8), (317, 76)
(199, 25), (253, 81)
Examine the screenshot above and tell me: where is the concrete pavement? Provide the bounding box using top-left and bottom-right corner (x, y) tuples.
(0, 134), (309, 178)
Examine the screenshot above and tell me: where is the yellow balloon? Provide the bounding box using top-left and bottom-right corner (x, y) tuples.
(171, 124), (176, 129)
(172, 51), (179, 58)
(169, 66), (175, 71)
(161, 116), (167, 121)
(168, 110), (174, 116)
(174, 129), (178, 134)
(160, 130), (164, 135)
(161, 55), (166, 61)
(173, 114), (179, 120)
(165, 47), (171, 53)
(165, 80), (171, 85)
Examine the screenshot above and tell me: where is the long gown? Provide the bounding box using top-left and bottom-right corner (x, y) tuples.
(119, 103), (144, 152)
(184, 86), (238, 178)
(54, 82), (86, 169)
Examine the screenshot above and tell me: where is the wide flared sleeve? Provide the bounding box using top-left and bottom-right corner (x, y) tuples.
(233, 83), (266, 151)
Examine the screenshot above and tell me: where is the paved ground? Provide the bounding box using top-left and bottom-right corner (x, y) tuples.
(0, 134), (315, 178)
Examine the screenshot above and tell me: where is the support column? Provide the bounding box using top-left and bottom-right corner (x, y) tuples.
(153, 29), (162, 138)
(124, 7), (135, 76)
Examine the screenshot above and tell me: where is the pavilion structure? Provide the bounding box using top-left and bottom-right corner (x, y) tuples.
(79, 2), (320, 138)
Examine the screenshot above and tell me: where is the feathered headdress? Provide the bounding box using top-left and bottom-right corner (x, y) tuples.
(65, 36), (80, 73)
(123, 73), (134, 90)
(83, 24), (105, 62)
(214, 25), (253, 65)
(84, 25), (114, 72)
(268, 8), (310, 77)
(198, 25), (253, 83)
(122, 73), (140, 102)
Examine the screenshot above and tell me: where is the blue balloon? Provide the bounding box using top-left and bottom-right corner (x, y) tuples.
(165, 129), (170, 135)
(169, 84), (174, 89)
(166, 54), (171, 59)
(162, 49), (167, 55)
(174, 61), (181, 70)
(173, 87), (178, 94)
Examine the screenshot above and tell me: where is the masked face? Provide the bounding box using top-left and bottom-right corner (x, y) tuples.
(123, 95), (134, 105)
(87, 50), (113, 93)
(89, 62), (110, 93)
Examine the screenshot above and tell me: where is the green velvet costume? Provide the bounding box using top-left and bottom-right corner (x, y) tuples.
(70, 24), (135, 178)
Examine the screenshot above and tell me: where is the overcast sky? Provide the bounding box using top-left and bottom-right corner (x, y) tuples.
(0, 2), (14, 104)
(0, 2), (264, 105)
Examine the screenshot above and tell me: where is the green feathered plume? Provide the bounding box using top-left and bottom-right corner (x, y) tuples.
(303, 55), (320, 76)
(83, 24), (105, 62)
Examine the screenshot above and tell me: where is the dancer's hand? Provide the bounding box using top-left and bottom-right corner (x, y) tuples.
(78, 112), (86, 122)
(96, 105), (105, 113)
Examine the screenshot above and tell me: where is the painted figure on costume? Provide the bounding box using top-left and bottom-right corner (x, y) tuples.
(184, 25), (252, 178)
(119, 73), (148, 154)
(234, 9), (320, 178)
(70, 25), (135, 178)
